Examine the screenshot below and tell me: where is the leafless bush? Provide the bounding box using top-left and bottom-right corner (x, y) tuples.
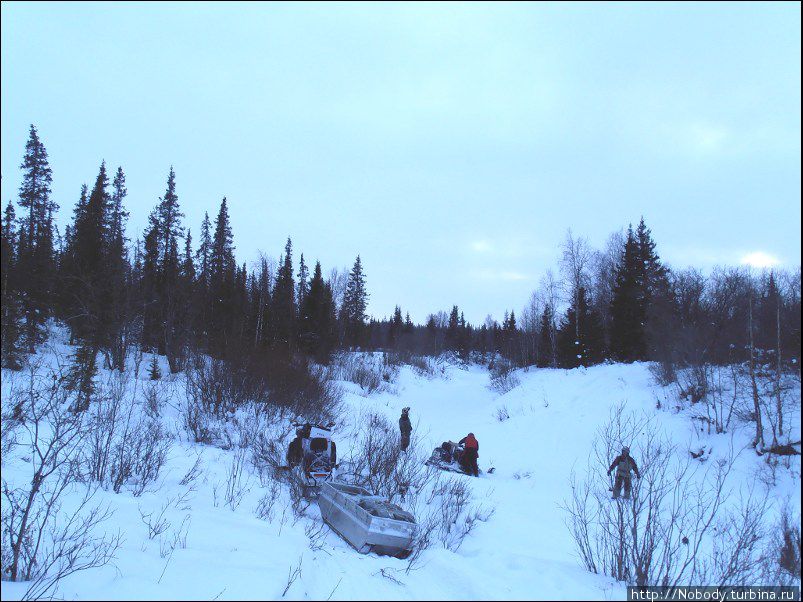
(281, 556), (303, 597)
(563, 402), (774, 587)
(255, 481), (281, 522)
(304, 518), (329, 552)
(0, 386), (23, 460)
(78, 372), (171, 496)
(333, 353), (386, 394)
(495, 405), (510, 422)
(288, 475), (311, 521)
(649, 360), (677, 388)
(489, 358), (520, 394)
(179, 390), (221, 445)
(341, 412), (437, 503)
(223, 447), (251, 511)
(1, 363), (121, 599)
(403, 475), (494, 558)
(185, 355), (248, 417)
(762, 506), (802, 585)
(179, 453), (204, 489)
(111, 412), (170, 497)
(139, 500), (171, 540)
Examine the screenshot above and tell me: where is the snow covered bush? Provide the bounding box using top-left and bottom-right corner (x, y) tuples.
(341, 412), (436, 503)
(80, 372), (171, 495)
(333, 353), (389, 394)
(563, 402), (775, 588)
(1, 361), (121, 599)
(488, 357), (520, 394)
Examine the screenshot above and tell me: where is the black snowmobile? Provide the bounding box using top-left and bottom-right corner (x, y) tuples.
(425, 440), (493, 476)
(286, 422), (337, 496)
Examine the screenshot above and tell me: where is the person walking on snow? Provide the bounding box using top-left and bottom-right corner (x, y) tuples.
(458, 433), (480, 476)
(608, 446), (640, 499)
(399, 407), (412, 451)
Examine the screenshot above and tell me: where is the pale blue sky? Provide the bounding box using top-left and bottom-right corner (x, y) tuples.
(2, 2), (800, 322)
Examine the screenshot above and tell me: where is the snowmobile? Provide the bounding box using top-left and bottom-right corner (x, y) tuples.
(286, 422), (337, 496)
(425, 440), (494, 476)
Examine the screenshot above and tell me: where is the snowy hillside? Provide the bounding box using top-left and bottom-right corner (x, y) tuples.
(1, 343), (800, 601)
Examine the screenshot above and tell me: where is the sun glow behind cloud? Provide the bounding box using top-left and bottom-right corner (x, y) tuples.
(740, 251), (781, 269)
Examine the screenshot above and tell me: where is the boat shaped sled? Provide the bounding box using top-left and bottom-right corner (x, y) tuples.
(317, 481), (416, 558)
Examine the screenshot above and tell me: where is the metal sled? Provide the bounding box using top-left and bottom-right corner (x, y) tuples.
(317, 481), (416, 558)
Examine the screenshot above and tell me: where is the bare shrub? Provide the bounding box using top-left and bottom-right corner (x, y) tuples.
(79, 372), (171, 496)
(179, 453), (204, 488)
(488, 358), (520, 394)
(402, 474), (494, 559)
(1, 363), (121, 599)
(341, 412), (437, 503)
(223, 447), (251, 511)
(762, 506), (802, 585)
(255, 481), (281, 522)
(179, 391), (220, 445)
(495, 405), (510, 422)
(110, 411), (170, 497)
(563, 402), (774, 587)
(281, 556), (303, 597)
(333, 353), (386, 394)
(139, 500), (171, 540)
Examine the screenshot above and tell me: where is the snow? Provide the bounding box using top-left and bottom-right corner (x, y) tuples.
(1, 342), (800, 601)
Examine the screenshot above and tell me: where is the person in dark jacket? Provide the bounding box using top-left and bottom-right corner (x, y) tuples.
(607, 446), (640, 499)
(458, 433), (480, 476)
(399, 407), (412, 451)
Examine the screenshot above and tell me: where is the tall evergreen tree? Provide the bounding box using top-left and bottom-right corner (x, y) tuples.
(342, 255), (368, 348)
(271, 238), (296, 354)
(17, 125), (57, 350)
(557, 286), (604, 368)
(1, 200), (22, 368)
(66, 162), (112, 410)
(208, 197), (236, 355)
(635, 217), (672, 360)
(537, 303), (556, 368)
(154, 167), (187, 371)
(297, 253), (309, 310)
(610, 225), (645, 362)
(106, 167), (131, 370)
(299, 261), (337, 361)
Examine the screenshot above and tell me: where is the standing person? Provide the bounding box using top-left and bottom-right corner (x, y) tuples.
(458, 433), (479, 476)
(399, 407), (412, 451)
(607, 446), (640, 499)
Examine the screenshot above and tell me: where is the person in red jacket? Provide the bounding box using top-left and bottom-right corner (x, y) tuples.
(458, 433), (479, 476)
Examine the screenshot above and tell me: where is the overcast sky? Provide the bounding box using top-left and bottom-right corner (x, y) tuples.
(2, 2), (800, 323)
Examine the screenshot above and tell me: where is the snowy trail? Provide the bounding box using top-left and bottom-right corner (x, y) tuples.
(338, 363), (668, 600)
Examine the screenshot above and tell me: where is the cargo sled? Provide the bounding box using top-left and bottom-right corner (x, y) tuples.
(317, 481), (416, 558)
(286, 422), (337, 496)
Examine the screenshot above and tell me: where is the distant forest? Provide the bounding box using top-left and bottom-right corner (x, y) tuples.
(2, 125), (800, 390)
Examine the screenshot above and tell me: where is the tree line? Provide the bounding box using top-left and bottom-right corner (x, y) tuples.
(1, 125), (800, 392)
(1, 126), (371, 392)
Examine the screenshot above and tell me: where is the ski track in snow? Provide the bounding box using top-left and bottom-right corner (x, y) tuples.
(1, 346), (800, 601)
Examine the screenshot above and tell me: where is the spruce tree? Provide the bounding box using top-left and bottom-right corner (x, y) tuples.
(557, 286), (604, 368)
(537, 303), (556, 368)
(297, 253), (309, 309)
(299, 261), (337, 361)
(209, 197), (235, 355)
(610, 225), (645, 362)
(271, 238), (296, 354)
(1, 200), (22, 368)
(343, 255), (368, 348)
(17, 125), (57, 351)
(107, 167), (130, 370)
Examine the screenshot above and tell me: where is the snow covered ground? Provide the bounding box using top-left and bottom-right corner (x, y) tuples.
(1, 343), (800, 601)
